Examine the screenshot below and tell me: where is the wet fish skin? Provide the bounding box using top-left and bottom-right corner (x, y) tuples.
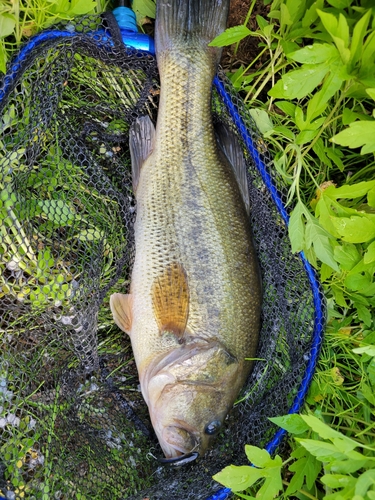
(110, 0), (262, 459)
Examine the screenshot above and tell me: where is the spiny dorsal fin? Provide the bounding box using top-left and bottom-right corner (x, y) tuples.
(129, 115), (156, 193)
(215, 121), (250, 214)
(151, 262), (189, 339)
(110, 293), (133, 335)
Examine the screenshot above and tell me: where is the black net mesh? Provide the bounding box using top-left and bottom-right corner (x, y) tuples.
(0, 13), (325, 500)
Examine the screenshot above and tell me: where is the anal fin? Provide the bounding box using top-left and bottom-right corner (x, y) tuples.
(215, 121), (250, 214)
(152, 262), (189, 339)
(129, 115), (156, 193)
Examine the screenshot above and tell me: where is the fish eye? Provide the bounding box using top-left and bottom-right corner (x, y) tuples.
(204, 420), (221, 435)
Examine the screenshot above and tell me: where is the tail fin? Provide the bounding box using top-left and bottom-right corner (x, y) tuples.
(155, 0), (230, 56)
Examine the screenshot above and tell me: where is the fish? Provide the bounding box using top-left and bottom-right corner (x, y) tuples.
(110, 0), (262, 460)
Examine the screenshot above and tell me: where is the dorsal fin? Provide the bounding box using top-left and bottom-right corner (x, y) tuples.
(215, 122), (250, 214)
(151, 262), (189, 339)
(129, 115), (156, 193)
(110, 293), (133, 335)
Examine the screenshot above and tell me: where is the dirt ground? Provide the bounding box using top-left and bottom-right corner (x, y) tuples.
(221, 0), (270, 70)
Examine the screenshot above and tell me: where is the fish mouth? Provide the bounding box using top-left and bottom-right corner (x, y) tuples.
(161, 425), (199, 459)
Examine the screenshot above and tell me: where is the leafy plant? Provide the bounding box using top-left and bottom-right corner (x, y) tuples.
(214, 413), (375, 499)
(211, 0), (375, 497)
(0, 0), (112, 73)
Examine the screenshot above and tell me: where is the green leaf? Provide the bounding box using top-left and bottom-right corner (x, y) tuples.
(321, 473), (357, 489)
(280, 40), (300, 55)
(295, 105), (305, 131)
(333, 180), (375, 199)
(249, 109), (273, 134)
(0, 12), (16, 38)
(342, 107), (371, 125)
(321, 262), (334, 281)
(268, 64), (329, 99)
(329, 458), (370, 474)
(349, 9), (372, 69)
(327, 0), (352, 7)
(296, 129), (318, 145)
(274, 101), (296, 116)
(256, 463), (283, 499)
(306, 71), (343, 123)
(269, 414), (310, 435)
(360, 382), (375, 406)
(368, 187), (375, 207)
(37, 200), (76, 226)
(297, 439), (346, 461)
(362, 31), (375, 68)
(0, 40), (7, 74)
(245, 446), (273, 468)
(288, 201), (306, 253)
(272, 125), (295, 140)
(209, 25), (251, 47)
(355, 469), (375, 497)
(333, 243), (361, 270)
(356, 304), (372, 327)
(305, 218), (339, 270)
(284, 0), (305, 25)
(367, 88), (375, 101)
(288, 43), (338, 64)
(364, 241), (375, 264)
(331, 284), (348, 308)
(345, 273), (371, 291)
(132, 0), (156, 20)
(331, 121), (375, 154)
(313, 138), (332, 168)
(330, 215), (375, 243)
(286, 451), (321, 495)
(256, 15), (268, 30)
(302, 0), (324, 28)
(300, 416), (355, 448)
(315, 196), (339, 236)
(353, 345), (375, 357)
(325, 148), (344, 171)
(212, 465), (263, 492)
(318, 10), (350, 63)
(65, 0), (96, 15)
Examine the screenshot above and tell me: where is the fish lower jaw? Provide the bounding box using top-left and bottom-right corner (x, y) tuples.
(160, 426), (200, 459)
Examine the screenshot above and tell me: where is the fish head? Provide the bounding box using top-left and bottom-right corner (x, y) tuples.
(142, 341), (244, 459)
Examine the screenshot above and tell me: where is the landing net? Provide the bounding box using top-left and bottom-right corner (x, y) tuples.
(0, 13), (325, 500)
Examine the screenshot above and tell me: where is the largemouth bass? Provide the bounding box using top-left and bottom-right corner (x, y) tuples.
(110, 0), (262, 459)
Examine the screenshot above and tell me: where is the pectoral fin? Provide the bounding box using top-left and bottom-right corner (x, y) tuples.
(129, 115), (156, 193)
(215, 121), (250, 214)
(152, 263), (189, 339)
(110, 293), (133, 335)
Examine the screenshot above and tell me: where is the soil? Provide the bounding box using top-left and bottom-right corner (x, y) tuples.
(221, 0), (270, 71)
